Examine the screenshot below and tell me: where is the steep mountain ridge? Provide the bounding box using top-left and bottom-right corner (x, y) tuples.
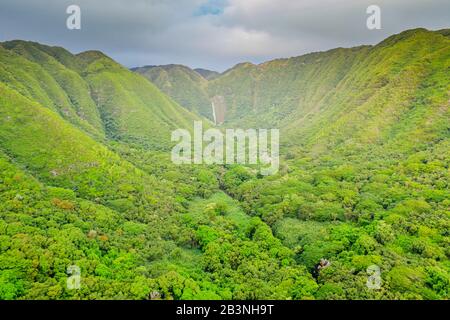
(1, 41), (201, 149)
(132, 64), (213, 120)
(132, 28), (449, 139)
(283, 28), (450, 155)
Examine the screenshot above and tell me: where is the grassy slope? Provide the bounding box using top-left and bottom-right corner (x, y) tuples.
(0, 81), (211, 298)
(0, 41), (104, 138)
(0, 41), (202, 150)
(0, 28), (448, 300)
(215, 29), (450, 299)
(194, 68), (220, 80)
(286, 29), (450, 156)
(133, 65), (213, 120)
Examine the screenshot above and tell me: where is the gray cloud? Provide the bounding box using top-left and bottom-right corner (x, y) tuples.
(0, 0), (448, 71)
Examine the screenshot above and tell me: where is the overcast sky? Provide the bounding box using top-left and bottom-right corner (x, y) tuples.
(0, 0), (449, 71)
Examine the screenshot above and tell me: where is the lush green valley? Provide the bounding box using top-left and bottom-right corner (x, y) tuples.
(0, 28), (449, 300)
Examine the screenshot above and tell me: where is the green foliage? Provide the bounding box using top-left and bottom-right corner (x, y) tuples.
(0, 28), (449, 300)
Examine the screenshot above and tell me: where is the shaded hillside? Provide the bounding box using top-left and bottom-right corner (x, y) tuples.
(1, 41), (201, 150)
(0, 39), (319, 300)
(194, 68), (220, 80)
(135, 29), (449, 143)
(128, 28), (450, 300)
(132, 64), (213, 121)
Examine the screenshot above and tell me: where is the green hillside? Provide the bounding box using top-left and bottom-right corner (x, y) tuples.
(284, 29), (450, 151)
(194, 68), (220, 80)
(0, 42), (104, 138)
(0, 28), (449, 300)
(214, 29), (450, 299)
(132, 64), (213, 121)
(136, 29), (449, 142)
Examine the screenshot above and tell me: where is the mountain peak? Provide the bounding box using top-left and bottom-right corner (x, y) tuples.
(76, 50), (112, 64)
(376, 27), (440, 47)
(221, 62), (256, 76)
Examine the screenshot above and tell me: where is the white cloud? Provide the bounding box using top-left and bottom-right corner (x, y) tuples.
(0, 0), (448, 71)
